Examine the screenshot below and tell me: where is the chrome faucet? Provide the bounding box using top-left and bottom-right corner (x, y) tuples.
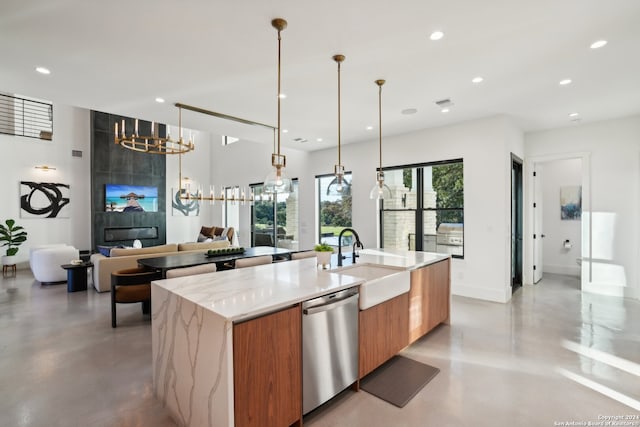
(337, 228), (363, 267)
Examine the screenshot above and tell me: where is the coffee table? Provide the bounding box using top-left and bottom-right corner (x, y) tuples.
(61, 262), (93, 292)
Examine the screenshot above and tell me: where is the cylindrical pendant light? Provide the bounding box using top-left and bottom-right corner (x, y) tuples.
(370, 79), (392, 200)
(264, 18), (293, 194)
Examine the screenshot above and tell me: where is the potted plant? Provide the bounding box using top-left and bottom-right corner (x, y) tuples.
(314, 241), (334, 269)
(0, 219), (28, 266)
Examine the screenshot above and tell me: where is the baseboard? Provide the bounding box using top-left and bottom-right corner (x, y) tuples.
(452, 282), (509, 303)
(543, 264), (580, 277)
(581, 281), (638, 299)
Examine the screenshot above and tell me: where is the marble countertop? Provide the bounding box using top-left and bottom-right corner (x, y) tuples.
(152, 248), (449, 322)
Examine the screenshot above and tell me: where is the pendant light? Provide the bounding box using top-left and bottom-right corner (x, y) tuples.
(327, 54), (350, 196)
(369, 79), (392, 200)
(264, 18), (293, 194)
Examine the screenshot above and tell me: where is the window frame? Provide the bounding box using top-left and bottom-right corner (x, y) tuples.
(316, 172), (353, 245)
(379, 159), (464, 259)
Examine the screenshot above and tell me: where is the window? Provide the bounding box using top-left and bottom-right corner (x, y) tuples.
(0, 93), (53, 140)
(316, 173), (353, 246)
(380, 160), (464, 258)
(250, 180), (299, 250)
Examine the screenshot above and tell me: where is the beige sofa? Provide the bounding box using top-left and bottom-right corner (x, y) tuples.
(90, 240), (231, 292)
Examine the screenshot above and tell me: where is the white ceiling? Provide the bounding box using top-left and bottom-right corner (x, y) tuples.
(2, 0), (639, 152)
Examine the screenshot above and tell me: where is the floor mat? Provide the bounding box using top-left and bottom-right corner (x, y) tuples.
(360, 355), (440, 408)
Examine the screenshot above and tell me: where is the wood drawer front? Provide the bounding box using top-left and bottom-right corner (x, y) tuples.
(409, 259), (451, 344)
(233, 305), (302, 427)
(359, 293), (409, 378)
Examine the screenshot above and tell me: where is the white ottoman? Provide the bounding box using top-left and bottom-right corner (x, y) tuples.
(30, 245), (80, 283)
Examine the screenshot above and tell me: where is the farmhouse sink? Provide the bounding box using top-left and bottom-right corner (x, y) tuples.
(331, 264), (410, 310)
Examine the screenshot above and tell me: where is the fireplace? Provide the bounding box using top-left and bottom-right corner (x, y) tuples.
(104, 226), (159, 242)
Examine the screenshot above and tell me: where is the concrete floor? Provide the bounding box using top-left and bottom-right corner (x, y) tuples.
(1, 271), (638, 426)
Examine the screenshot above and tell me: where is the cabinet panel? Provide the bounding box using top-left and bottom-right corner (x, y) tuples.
(408, 259), (450, 344)
(359, 293), (409, 378)
(233, 305), (302, 427)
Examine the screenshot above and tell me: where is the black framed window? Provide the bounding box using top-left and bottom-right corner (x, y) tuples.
(380, 159), (464, 258)
(250, 180), (299, 250)
(316, 172), (352, 246)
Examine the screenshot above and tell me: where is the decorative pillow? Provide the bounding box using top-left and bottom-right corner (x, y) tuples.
(213, 227), (224, 236)
(221, 227), (230, 239)
(212, 235), (228, 242)
(197, 233), (213, 242)
(200, 226), (215, 238)
(96, 245), (114, 257)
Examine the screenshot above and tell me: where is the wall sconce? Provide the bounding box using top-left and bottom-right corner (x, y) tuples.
(35, 165), (56, 171)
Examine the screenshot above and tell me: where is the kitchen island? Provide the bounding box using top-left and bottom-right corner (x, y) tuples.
(151, 248), (450, 427)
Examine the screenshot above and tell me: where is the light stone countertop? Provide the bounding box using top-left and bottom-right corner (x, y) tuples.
(151, 248), (449, 322)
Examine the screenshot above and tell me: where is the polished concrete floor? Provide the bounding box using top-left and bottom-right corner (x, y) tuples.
(1, 271), (638, 426)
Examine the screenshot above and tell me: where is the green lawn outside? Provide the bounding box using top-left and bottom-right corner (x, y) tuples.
(320, 226), (352, 238)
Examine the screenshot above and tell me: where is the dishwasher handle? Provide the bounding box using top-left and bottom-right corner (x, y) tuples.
(303, 294), (358, 316)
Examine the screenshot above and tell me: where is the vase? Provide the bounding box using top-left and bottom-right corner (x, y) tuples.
(2, 255), (16, 266)
(315, 251), (332, 269)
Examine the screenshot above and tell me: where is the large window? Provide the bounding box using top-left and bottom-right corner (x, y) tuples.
(380, 160), (464, 258)
(316, 173), (353, 246)
(250, 180), (299, 250)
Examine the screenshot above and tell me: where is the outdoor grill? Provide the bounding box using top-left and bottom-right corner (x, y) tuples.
(436, 223), (463, 255)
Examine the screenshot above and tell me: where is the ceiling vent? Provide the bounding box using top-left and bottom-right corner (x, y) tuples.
(293, 137), (308, 143)
(435, 98), (454, 108)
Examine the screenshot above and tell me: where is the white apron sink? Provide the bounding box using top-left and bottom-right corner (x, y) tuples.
(331, 264), (410, 310)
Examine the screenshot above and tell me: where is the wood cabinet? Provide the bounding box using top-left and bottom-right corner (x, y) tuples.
(359, 292), (409, 378)
(233, 305), (302, 427)
(408, 259), (450, 344)
(358, 259), (450, 379)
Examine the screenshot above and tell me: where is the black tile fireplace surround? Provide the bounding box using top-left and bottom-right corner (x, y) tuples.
(91, 110), (167, 250)
(104, 226), (159, 242)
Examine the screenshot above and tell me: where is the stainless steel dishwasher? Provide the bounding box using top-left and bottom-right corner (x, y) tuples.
(302, 287), (359, 414)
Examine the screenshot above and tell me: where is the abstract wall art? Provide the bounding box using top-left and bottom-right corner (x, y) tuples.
(560, 185), (581, 220)
(172, 188), (200, 216)
(20, 181), (70, 218)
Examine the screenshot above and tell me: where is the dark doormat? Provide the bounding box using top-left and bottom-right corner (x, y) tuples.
(360, 355), (440, 408)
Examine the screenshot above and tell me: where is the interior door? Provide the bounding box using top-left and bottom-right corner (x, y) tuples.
(533, 164), (544, 284)
(511, 155), (523, 291)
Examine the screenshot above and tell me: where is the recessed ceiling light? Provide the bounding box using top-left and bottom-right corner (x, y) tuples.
(590, 40), (607, 49)
(430, 31), (444, 41)
(366, 126), (373, 130)
(278, 93), (287, 99)
(568, 112), (579, 117)
(559, 79), (572, 86)
(282, 129), (289, 133)
(155, 97), (165, 103)
(441, 108), (450, 113)
(401, 108), (417, 115)
(472, 76), (483, 84)
(316, 138), (323, 142)
(35, 67), (50, 75)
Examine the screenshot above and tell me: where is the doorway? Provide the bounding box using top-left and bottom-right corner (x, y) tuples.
(511, 154), (523, 292)
(529, 156), (585, 288)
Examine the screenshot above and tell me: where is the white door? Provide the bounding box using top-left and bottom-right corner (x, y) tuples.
(533, 164), (544, 283)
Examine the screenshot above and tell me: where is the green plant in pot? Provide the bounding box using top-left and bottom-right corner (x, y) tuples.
(314, 241), (333, 269)
(0, 219), (28, 266)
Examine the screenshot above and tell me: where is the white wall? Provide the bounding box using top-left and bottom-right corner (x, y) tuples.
(525, 115), (640, 299)
(208, 135), (312, 249)
(0, 105), (91, 268)
(541, 159), (582, 276)
(164, 128), (217, 244)
(307, 115), (525, 303)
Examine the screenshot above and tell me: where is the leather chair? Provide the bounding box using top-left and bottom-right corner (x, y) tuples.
(165, 263), (217, 278)
(291, 251), (316, 260)
(234, 255), (272, 269)
(111, 267), (161, 328)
